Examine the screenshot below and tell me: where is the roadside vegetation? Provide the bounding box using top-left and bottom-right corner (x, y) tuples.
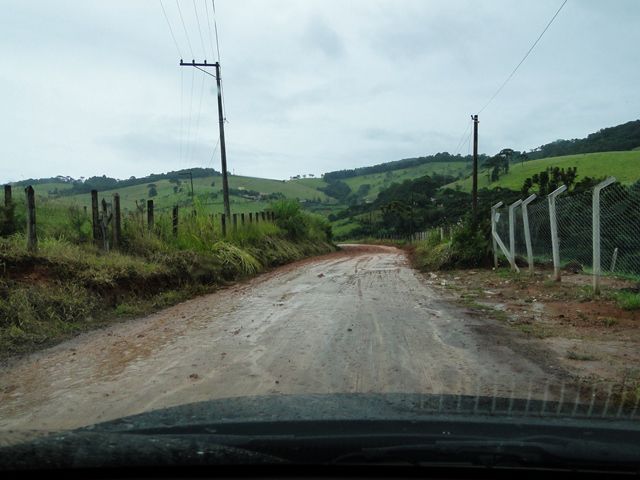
(0, 199), (333, 358)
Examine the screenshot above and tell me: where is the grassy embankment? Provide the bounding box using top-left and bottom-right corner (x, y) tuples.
(0, 199), (334, 359)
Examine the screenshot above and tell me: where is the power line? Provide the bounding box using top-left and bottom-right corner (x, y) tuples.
(211, 0), (222, 62)
(477, 0), (568, 115)
(204, 0), (217, 62)
(453, 119), (472, 156)
(185, 68), (196, 163)
(192, 0), (208, 59)
(159, 0), (182, 58)
(191, 73), (206, 164)
(176, 0), (195, 59)
(211, 0), (227, 120)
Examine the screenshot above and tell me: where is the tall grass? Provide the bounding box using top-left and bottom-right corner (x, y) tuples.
(0, 198), (334, 357)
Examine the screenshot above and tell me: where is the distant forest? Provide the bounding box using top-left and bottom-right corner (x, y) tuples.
(13, 168), (220, 196)
(527, 119), (640, 160)
(323, 119), (640, 181)
(322, 152), (479, 181)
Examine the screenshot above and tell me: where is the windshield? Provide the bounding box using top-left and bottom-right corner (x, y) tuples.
(1, 0), (640, 474)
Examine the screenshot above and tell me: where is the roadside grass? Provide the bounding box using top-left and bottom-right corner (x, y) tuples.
(615, 291), (640, 311)
(0, 199), (335, 359)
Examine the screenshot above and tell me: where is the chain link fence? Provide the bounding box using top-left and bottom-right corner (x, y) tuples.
(601, 183), (640, 277)
(493, 179), (640, 281)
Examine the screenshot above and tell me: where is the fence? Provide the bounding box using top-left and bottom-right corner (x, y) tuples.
(492, 177), (640, 292)
(0, 185), (276, 253)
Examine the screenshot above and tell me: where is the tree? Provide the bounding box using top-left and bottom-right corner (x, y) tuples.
(147, 183), (158, 197)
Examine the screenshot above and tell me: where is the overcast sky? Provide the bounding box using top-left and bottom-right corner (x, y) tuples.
(1, 0), (638, 182)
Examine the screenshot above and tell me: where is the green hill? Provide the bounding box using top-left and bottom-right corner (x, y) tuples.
(37, 174), (333, 215)
(23, 159), (469, 215)
(447, 151), (640, 192)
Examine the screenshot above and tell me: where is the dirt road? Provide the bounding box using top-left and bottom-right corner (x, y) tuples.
(0, 245), (568, 433)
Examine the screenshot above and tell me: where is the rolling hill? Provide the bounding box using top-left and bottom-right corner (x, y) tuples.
(447, 151), (640, 192)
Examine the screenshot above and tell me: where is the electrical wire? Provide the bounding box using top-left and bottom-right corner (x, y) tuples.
(176, 0), (195, 59)
(453, 120), (472, 156)
(191, 73), (206, 164)
(179, 68), (184, 165)
(211, 0), (227, 120)
(477, 0), (568, 114)
(159, 0), (182, 58)
(192, 0), (208, 59)
(211, 0), (222, 62)
(204, 0), (217, 63)
(185, 68), (196, 164)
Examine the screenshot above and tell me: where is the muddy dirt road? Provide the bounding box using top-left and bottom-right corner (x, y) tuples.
(0, 245), (568, 432)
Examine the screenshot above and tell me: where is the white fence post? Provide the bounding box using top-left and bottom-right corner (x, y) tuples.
(522, 194), (537, 274)
(491, 202), (503, 269)
(508, 199), (523, 271)
(548, 185), (567, 282)
(592, 177), (616, 294)
(492, 202), (520, 272)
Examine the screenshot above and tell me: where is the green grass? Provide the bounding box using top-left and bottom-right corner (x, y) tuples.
(447, 151), (640, 192)
(615, 291), (640, 310)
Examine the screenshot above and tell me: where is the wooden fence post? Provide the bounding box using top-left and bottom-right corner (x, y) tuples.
(261, 211), (266, 222)
(91, 190), (100, 245)
(4, 185), (11, 207)
(25, 186), (37, 252)
(249, 212), (253, 224)
(255, 212), (260, 224)
(232, 213), (238, 232)
(241, 212), (245, 226)
(113, 193), (121, 249)
(147, 200), (154, 231)
(221, 213), (227, 237)
(172, 205), (178, 236)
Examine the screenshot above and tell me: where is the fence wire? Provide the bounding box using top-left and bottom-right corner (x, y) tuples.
(523, 199), (552, 264)
(601, 183), (640, 277)
(496, 180), (640, 279)
(556, 190), (592, 269)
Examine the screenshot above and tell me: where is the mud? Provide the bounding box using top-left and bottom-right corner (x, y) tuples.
(0, 245), (570, 433)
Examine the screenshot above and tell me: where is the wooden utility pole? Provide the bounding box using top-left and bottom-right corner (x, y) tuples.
(472, 114), (479, 216)
(179, 60), (230, 221)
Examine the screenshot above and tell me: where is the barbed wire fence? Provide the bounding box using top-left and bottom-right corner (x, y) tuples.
(493, 179), (640, 286)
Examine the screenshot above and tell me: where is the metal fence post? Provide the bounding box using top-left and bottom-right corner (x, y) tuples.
(548, 185), (567, 282)
(522, 194), (537, 274)
(592, 177), (616, 294)
(491, 202), (502, 269)
(508, 199), (523, 271)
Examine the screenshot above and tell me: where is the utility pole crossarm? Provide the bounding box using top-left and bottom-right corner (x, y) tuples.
(179, 60), (219, 67)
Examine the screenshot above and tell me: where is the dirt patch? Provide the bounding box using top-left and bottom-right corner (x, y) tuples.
(423, 267), (640, 385)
